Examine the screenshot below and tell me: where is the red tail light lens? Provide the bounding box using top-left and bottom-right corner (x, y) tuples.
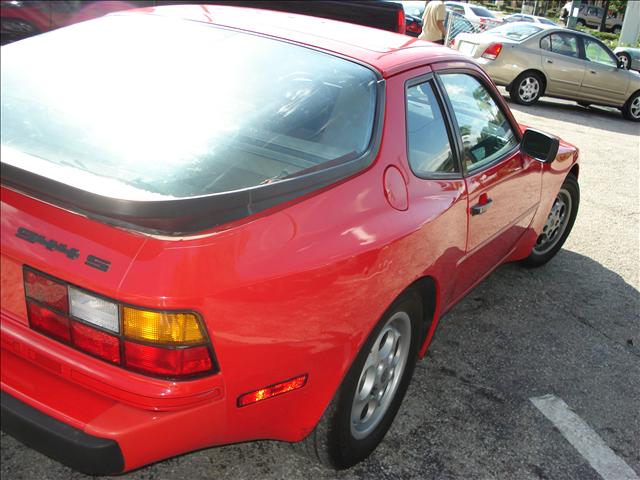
(397, 9), (406, 34)
(124, 342), (212, 376)
(71, 321), (120, 364)
(24, 270), (68, 313)
(482, 43), (503, 60)
(23, 267), (216, 379)
(27, 301), (71, 342)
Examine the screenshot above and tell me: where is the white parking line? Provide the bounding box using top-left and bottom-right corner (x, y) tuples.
(530, 394), (639, 480)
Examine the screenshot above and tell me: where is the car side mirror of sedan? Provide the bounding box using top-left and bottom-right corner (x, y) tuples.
(521, 128), (560, 163)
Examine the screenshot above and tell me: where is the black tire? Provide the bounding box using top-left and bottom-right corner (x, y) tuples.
(622, 91), (640, 122)
(576, 19), (586, 27)
(509, 71), (544, 106)
(523, 174), (579, 268)
(611, 25), (621, 34)
(617, 52), (631, 70)
(296, 290), (423, 469)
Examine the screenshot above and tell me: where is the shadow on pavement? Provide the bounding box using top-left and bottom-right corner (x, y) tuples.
(502, 95), (640, 136)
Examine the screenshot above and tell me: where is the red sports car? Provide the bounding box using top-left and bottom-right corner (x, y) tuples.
(0, 5), (579, 475)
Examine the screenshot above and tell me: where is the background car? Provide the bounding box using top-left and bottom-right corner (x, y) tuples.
(614, 46), (640, 72)
(503, 13), (557, 26)
(445, 1), (503, 28)
(576, 4), (623, 34)
(1, 4), (579, 475)
(453, 22), (640, 121)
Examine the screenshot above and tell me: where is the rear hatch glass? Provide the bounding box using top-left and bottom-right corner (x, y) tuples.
(1, 14), (380, 232)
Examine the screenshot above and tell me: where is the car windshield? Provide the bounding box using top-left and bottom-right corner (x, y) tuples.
(1, 14), (378, 199)
(539, 18), (557, 25)
(488, 22), (543, 40)
(470, 6), (497, 18)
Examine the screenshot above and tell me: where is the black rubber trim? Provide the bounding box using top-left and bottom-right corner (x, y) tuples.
(0, 391), (125, 475)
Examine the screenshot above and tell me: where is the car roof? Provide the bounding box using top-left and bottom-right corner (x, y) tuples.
(116, 5), (466, 78)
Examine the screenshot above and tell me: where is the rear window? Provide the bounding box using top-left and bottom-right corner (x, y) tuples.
(489, 22), (543, 41)
(1, 15), (378, 199)
(470, 6), (496, 18)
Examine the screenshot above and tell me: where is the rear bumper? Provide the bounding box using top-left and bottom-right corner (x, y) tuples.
(1, 391), (124, 475)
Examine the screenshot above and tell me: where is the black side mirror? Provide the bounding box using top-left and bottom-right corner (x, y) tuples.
(521, 128), (560, 163)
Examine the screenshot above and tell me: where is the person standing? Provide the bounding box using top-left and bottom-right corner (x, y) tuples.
(418, 0), (447, 44)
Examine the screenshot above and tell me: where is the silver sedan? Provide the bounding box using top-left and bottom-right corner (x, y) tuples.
(452, 22), (640, 121)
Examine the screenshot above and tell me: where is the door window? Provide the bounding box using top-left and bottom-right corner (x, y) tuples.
(583, 38), (617, 67)
(406, 81), (456, 175)
(439, 74), (518, 172)
(545, 33), (579, 58)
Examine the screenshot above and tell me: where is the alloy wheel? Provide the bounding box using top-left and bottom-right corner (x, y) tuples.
(630, 96), (640, 120)
(350, 311), (411, 440)
(533, 188), (572, 255)
(518, 76), (540, 103)
(617, 54), (630, 69)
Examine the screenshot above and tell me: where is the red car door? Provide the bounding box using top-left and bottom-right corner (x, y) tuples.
(436, 71), (542, 301)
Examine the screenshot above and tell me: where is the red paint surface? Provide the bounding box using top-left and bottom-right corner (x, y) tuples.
(0, 6), (579, 473)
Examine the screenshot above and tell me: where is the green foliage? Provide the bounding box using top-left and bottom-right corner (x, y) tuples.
(608, 0), (627, 14)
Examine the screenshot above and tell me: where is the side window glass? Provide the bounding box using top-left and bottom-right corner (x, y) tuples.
(540, 35), (551, 51)
(583, 38), (617, 67)
(439, 74), (518, 172)
(406, 81), (456, 175)
(549, 33), (579, 58)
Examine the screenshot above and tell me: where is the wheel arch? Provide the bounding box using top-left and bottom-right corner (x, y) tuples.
(570, 163), (579, 180)
(403, 275), (441, 358)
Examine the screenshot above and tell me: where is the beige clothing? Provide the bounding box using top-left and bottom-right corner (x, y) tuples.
(419, 1), (446, 42)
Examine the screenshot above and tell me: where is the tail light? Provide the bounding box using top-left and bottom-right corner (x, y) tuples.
(406, 20), (421, 35)
(23, 267), (216, 379)
(482, 43), (503, 60)
(397, 8), (406, 35)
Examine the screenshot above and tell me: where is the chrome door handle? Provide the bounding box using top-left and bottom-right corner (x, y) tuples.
(471, 199), (493, 216)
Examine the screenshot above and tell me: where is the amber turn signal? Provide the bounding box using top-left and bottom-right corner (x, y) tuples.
(237, 375), (308, 407)
(123, 307), (204, 344)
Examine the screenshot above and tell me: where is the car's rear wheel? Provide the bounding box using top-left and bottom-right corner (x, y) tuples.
(509, 72), (543, 106)
(296, 291), (422, 469)
(611, 25), (621, 34)
(617, 52), (631, 70)
(622, 91), (640, 122)
(523, 174), (579, 268)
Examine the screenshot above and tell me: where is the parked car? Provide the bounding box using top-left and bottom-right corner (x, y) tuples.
(576, 4), (623, 34)
(404, 12), (423, 37)
(0, 0), (149, 44)
(503, 13), (557, 26)
(445, 1), (503, 27)
(453, 22), (640, 121)
(614, 46), (640, 72)
(1, 4), (580, 475)
(387, 1), (423, 36)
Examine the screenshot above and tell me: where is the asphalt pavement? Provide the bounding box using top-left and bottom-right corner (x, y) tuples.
(1, 93), (639, 480)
